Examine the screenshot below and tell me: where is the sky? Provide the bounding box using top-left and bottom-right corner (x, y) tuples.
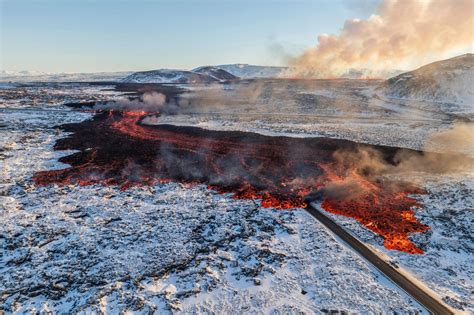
(0, 0), (380, 73)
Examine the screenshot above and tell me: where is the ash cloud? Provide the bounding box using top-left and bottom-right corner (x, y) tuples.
(287, 0), (474, 78)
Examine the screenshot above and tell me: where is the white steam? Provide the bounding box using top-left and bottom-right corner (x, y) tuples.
(95, 92), (178, 113)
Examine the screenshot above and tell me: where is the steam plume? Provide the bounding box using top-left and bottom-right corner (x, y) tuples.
(330, 123), (474, 183)
(288, 0), (474, 78)
(425, 122), (474, 154)
(94, 92), (179, 113)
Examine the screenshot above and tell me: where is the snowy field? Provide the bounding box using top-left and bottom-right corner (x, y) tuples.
(150, 81), (474, 312)
(1, 82), (472, 313)
(151, 79), (470, 153)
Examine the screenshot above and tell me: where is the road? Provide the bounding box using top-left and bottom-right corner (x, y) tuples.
(305, 201), (454, 315)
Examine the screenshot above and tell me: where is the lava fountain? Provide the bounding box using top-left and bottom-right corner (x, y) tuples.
(33, 111), (429, 254)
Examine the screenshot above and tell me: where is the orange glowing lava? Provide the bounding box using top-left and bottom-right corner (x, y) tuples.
(33, 110), (429, 254)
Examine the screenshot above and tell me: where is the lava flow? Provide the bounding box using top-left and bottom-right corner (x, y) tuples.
(33, 111), (430, 254)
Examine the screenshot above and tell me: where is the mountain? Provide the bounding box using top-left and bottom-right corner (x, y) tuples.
(121, 68), (237, 84)
(1, 64), (287, 83)
(0, 71), (131, 82)
(378, 54), (474, 105)
(0, 70), (51, 77)
(192, 66), (238, 81)
(206, 64), (287, 78)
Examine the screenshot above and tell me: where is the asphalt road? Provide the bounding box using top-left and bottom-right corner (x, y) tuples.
(305, 201), (454, 315)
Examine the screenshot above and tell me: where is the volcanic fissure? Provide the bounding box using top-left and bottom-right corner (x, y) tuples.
(33, 110), (430, 254)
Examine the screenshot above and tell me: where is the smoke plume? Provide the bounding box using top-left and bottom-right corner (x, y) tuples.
(425, 122), (474, 154)
(94, 92), (179, 114)
(288, 0), (474, 78)
(334, 123), (474, 177)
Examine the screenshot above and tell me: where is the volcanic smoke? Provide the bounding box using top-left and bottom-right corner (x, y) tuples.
(32, 110), (447, 254)
(287, 0), (474, 78)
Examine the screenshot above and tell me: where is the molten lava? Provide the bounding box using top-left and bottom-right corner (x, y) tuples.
(33, 111), (429, 254)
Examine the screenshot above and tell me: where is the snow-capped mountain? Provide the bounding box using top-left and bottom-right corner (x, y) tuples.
(121, 68), (237, 84)
(378, 54), (474, 105)
(208, 64), (287, 78)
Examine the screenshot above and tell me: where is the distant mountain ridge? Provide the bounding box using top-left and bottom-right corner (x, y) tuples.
(121, 64), (286, 83)
(121, 68), (238, 84)
(198, 64), (288, 79)
(0, 71), (131, 82)
(0, 64), (285, 83)
(1, 70), (51, 77)
(4, 55), (473, 96)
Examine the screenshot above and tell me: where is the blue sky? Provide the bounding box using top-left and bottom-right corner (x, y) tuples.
(1, 0), (379, 72)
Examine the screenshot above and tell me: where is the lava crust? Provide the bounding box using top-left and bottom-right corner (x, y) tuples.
(33, 111), (429, 254)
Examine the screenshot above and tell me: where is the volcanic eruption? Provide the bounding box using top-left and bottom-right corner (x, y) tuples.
(33, 108), (435, 254)
(287, 0), (474, 78)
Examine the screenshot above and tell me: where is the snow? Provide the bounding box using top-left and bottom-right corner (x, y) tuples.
(140, 78), (473, 312)
(316, 173), (474, 313)
(0, 84), (427, 313)
(1, 73), (472, 312)
(147, 79), (462, 153)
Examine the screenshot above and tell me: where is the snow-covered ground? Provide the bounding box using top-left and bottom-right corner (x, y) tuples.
(0, 82), (123, 108)
(317, 173), (474, 312)
(144, 80), (474, 313)
(0, 95), (425, 313)
(149, 79), (470, 153)
(1, 81), (472, 313)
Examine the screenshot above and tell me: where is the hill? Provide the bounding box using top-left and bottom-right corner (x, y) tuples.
(379, 54), (474, 106)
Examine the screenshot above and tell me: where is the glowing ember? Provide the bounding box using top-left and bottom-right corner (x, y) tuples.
(33, 111), (429, 254)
